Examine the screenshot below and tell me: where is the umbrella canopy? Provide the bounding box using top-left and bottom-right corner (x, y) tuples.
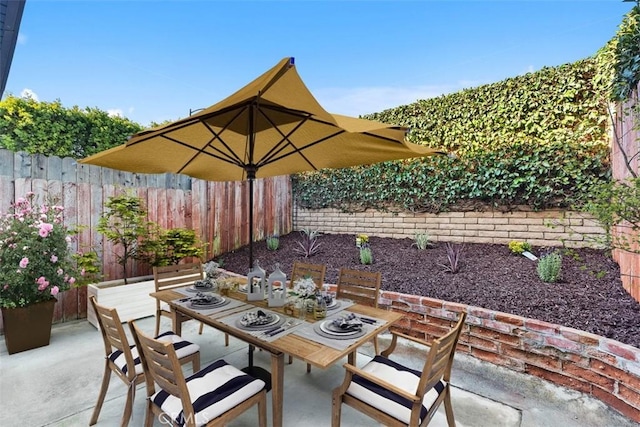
(81, 57), (444, 268)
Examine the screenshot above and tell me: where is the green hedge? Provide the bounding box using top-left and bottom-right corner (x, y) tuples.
(0, 96), (143, 158)
(294, 57), (610, 212)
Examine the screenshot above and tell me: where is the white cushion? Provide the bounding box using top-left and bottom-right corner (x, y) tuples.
(346, 355), (445, 425)
(152, 359), (265, 426)
(108, 331), (199, 376)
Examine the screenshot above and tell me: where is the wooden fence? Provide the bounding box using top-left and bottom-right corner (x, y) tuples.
(0, 150), (292, 328)
(612, 86), (640, 301)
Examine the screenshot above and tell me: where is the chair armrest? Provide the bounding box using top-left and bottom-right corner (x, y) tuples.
(381, 329), (431, 358)
(343, 363), (420, 403)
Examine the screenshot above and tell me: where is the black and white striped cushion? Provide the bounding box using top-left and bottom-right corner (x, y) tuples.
(346, 355), (445, 425)
(108, 331), (199, 376)
(152, 359), (266, 427)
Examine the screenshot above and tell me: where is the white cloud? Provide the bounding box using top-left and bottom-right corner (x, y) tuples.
(20, 88), (38, 101)
(314, 82), (479, 117)
(17, 33), (27, 45)
(107, 109), (123, 118)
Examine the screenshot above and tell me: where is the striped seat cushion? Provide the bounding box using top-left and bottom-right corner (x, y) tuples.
(152, 359), (266, 427)
(108, 331), (199, 376)
(346, 355), (446, 425)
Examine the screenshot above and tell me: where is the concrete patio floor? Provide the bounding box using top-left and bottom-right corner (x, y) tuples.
(0, 316), (635, 427)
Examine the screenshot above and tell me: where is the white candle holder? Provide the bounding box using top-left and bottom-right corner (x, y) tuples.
(246, 260), (266, 301)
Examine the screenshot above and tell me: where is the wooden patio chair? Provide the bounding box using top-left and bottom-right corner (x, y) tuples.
(337, 268), (382, 355)
(288, 261), (327, 367)
(332, 311), (467, 427)
(128, 320), (267, 427)
(153, 262), (229, 345)
(290, 261), (327, 289)
(89, 296), (200, 427)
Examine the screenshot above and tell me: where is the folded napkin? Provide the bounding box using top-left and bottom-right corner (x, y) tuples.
(332, 313), (363, 331)
(190, 292), (220, 305)
(193, 279), (214, 290)
(240, 310), (273, 326)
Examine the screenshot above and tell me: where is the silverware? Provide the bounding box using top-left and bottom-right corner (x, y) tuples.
(267, 320), (297, 337)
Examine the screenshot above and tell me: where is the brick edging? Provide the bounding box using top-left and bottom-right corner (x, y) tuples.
(371, 289), (640, 422)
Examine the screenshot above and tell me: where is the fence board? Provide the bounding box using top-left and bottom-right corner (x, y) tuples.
(0, 149), (292, 329)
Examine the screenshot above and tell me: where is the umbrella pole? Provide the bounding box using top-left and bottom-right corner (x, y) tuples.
(249, 175), (254, 270)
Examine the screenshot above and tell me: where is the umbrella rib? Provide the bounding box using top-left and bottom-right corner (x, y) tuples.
(156, 134), (245, 173)
(257, 128), (347, 170)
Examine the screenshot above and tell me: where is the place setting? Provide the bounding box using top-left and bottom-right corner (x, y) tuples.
(313, 313), (367, 340)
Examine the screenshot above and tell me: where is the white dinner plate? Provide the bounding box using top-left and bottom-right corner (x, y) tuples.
(320, 320), (362, 336)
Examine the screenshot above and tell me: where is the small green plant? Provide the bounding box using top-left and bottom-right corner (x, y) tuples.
(293, 228), (322, 258)
(508, 241), (532, 255)
(537, 252), (562, 283)
(266, 235), (280, 251)
(412, 232), (432, 250)
(440, 243), (465, 273)
(359, 245), (373, 265)
(96, 193), (152, 284)
(141, 227), (205, 267)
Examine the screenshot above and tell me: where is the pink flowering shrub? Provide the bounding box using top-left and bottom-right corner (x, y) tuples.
(0, 192), (89, 308)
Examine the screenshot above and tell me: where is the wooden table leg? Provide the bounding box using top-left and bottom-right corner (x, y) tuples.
(271, 352), (285, 427)
(348, 350), (356, 366)
(172, 310), (182, 335)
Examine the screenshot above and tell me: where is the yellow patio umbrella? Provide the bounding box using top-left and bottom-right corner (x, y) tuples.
(81, 57), (444, 268)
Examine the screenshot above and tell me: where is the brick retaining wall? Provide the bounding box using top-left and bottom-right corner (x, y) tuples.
(294, 207), (605, 247)
(355, 288), (640, 423)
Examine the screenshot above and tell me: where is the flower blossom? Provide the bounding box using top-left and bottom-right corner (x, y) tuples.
(50, 286), (59, 296)
(19, 257), (29, 268)
(38, 223), (54, 237)
(50, 254), (58, 263)
(37, 276), (50, 291)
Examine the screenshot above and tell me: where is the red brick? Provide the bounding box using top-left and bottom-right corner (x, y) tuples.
(560, 353), (590, 366)
(600, 340), (640, 362)
(562, 362), (615, 391)
(380, 291), (400, 301)
(523, 342), (562, 358)
(425, 315), (456, 328)
(442, 301), (467, 313)
(390, 301), (411, 311)
(592, 386), (640, 423)
(401, 294), (424, 305)
(504, 346), (561, 371)
(526, 365), (592, 394)
(620, 383), (640, 408)
(408, 304), (428, 314)
(524, 318), (559, 334)
(585, 348), (619, 365)
(481, 319), (512, 334)
(470, 325), (521, 346)
(494, 312), (525, 326)
(590, 360), (640, 392)
(559, 327), (601, 346)
(403, 310), (426, 321)
(412, 322), (450, 339)
(419, 297), (443, 309)
(468, 307), (493, 319)
(468, 335), (500, 352)
(471, 348), (524, 371)
(544, 336), (583, 353)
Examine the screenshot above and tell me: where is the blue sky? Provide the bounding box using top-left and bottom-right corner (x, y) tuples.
(5, 0), (635, 127)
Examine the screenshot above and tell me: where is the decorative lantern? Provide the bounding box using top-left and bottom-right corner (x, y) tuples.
(267, 264), (287, 307)
(246, 260), (266, 301)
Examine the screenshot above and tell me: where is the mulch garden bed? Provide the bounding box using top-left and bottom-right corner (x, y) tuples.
(219, 233), (640, 349)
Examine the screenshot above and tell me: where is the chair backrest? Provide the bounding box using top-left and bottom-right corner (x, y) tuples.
(336, 268), (381, 307)
(417, 311), (467, 398)
(290, 261), (326, 289)
(90, 296), (137, 379)
(153, 262), (204, 293)
(128, 320), (195, 422)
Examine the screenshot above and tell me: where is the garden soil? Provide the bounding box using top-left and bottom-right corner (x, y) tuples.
(219, 233), (640, 349)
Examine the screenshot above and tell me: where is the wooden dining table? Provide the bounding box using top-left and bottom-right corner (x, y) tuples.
(150, 277), (402, 427)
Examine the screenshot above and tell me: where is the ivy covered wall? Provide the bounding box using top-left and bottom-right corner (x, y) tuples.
(293, 57), (610, 213)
